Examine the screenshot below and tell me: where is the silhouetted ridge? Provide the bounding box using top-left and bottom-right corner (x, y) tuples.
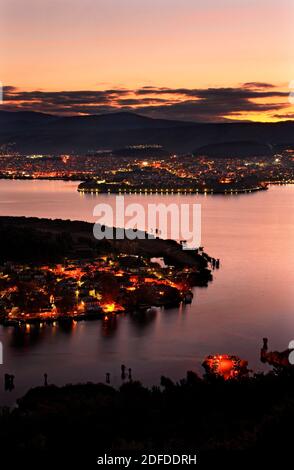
(0, 110), (293, 153)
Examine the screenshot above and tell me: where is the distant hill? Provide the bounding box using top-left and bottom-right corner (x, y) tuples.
(0, 110), (293, 154)
(0, 110), (58, 131)
(194, 141), (274, 158)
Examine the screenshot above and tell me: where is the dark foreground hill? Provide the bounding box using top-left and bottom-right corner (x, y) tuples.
(1, 368), (294, 466)
(1, 110), (294, 154)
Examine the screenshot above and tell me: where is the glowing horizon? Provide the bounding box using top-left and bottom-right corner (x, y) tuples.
(1, 0), (294, 121)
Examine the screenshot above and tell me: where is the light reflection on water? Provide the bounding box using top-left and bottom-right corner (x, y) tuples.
(0, 180), (293, 405)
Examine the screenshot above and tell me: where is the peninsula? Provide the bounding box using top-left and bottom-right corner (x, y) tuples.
(0, 216), (214, 325)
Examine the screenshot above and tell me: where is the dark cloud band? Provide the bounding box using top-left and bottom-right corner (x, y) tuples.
(2, 82), (290, 122)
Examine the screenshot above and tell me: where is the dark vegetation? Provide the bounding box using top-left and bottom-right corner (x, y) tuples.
(0, 216), (210, 274)
(1, 368), (294, 465)
(0, 224), (74, 262)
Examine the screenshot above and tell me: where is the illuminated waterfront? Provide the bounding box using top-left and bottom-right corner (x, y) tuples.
(0, 180), (293, 405)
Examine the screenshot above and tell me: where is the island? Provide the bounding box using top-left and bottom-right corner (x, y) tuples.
(78, 178), (268, 195)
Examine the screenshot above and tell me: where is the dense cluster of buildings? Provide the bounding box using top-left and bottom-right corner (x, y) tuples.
(0, 149), (293, 191)
(0, 254), (197, 326)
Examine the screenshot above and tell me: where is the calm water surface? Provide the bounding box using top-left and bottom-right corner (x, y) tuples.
(0, 180), (293, 405)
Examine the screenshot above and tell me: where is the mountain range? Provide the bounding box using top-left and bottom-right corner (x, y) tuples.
(0, 110), (294, 155)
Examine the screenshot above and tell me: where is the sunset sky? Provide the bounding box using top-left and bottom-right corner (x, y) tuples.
(1, 0), (294, 121)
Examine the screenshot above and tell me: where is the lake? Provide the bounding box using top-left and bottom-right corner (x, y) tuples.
(0, 179), (293, 405)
